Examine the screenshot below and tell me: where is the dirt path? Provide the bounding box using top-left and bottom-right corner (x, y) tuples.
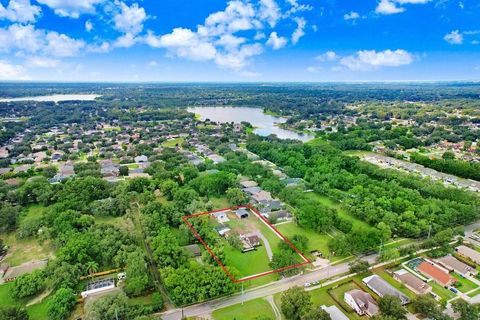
(26, 289), (52, 307)
(257, 231), (273, 261)
(266, 296), (281, 320)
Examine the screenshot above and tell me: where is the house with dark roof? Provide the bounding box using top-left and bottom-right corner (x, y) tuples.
(363, 275), (410, 305)
(235, 208), (249, 219)
(436, 255), (477, 277)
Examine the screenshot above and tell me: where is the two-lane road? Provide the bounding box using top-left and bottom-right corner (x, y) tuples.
(160, 254), (378, 320)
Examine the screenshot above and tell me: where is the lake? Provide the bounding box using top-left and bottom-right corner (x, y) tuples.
(188, 107), (314, 142)
(0, 94), (101, 103)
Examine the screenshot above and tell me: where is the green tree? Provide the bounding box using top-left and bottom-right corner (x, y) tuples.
(86, 261), (99, 279)
(348, 259), (370, 274)
(452, 300), (480, 320)
(280, 287), (312, 320)
(411, 295), (445, 319)
(47, 261), (81, 290)
(226, 187), (248, 206)
(124, 250), (149, 297)
(85, 292), (129, 320)
(11, 270), (45, 299)
(300, 308), (331, 320)
(0, 306), (29, 320)
(47, 288), (77, 320)
(377, 296), (407, 320)
(0, 204), (19, 232)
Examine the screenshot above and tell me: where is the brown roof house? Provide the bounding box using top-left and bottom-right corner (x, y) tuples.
(344, 289), (379, 317)
(456, 245), (480, 265)
(393, 269), (432, 295)
(436, 255), (478, 277)
(417, 261), (456, 287)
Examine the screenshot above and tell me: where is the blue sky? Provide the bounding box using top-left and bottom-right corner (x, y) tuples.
(0, 0), (478, 82)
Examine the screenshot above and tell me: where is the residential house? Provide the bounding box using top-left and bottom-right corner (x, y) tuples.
(270, 210), (293, 222)
(13, 164), (31, 173)
(456, 245), (480, 265)
(215, 224), (231, 237)
(321, 305), (349, 320)
(251, 190), (273, 203)
(3, 259), (48, 282)
(417, 261), (456, 287)
(363, 275), (410, 305)
(393, 269), (432, 295)
(240, 180), (258, 188)
(134, 155), (148, 163)
(213, 211), (230, 223)
(235, 208), (249, 219)
(344, 289), (379, 317)
(243, 186), (262, 195)
(436, 255), (478, 277)
(100, 161), (120, 177)
(240, 234), (261, 252)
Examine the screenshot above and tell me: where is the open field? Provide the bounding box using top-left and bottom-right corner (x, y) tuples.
(1, 234), (54, 267)
(212, 298), (275, 320)
(161, 137), (184, 147)
(275, 222), (332, 258)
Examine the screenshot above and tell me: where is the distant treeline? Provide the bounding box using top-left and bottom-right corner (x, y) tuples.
(410, 153), (480, 181)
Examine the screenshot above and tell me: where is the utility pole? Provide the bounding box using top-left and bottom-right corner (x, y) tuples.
(379, 239), (383, 257)
(427, 225), (432, 240)
(241, 282), (244, 305)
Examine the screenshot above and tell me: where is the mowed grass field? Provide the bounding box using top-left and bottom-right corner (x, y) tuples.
(275, 222), (332, 258)
(212, 298), (275, 320)
(161, 137), (184, 147)
(2, 205), (55, 266)
(0, 282), (49, 320)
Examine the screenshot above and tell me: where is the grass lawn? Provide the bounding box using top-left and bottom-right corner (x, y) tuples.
(212, 298), (275, 320)
(467, 288), (480, 298)
(20, 204), (46, 224)
(0, 282), (50, 320)
(223, 242), (271, 278)
(161, 137), (184, 148)
(126, 163), (139, 169)
(1, 234), (54, 267)
(209, 197), (232, 210)
(275, 222), (332, 258)
(452, 273), (479, 293)
(430, 282), (456, 301)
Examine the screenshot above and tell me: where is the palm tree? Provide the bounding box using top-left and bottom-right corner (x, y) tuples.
(85, 261), (99, 279)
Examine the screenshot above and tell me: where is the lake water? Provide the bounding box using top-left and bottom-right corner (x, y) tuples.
(188, 107), (314, 142)
(0, 94), (101, 103)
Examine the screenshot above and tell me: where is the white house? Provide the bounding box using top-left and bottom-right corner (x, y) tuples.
(344, 289), (378, 317)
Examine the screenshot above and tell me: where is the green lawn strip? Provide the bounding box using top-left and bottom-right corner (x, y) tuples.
(27, 296), (51, 320)
(451, 273), (479, 293)
(275, 223), (331, 259)
(0, 282), (50, 320)
(429, 282), (456, 301)
(212, 298), (275, 320)
(126, 163), (139, 169)
(467, 288), (480, 298)
(20, 204), (46, 224)
(383, 238), (414, 250)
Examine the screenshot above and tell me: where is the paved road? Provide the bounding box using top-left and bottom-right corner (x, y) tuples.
(160, 254), (378, 320)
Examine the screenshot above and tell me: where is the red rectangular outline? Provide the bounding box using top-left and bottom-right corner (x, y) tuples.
(182, 204), (311, 283)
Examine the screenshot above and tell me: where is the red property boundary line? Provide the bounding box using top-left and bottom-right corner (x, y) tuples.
(182, 204), (312, 283)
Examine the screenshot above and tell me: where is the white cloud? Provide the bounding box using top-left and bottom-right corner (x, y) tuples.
(85, 20), (93, 32)
(343, 11), (360, 20)
(266, 32), (287, 49)
(113, 2), (147, 35)
(0, 60), (28, 79)
(25, 56), (60, 67)
(144, 0), (307, 71)
(375, 0), (431, 15)
(0, 0), (41, 23)
(316, 51), (337, 61)
(0, 24), (85, 57)
(291, 17), (306, 44)
(258, 0), (281, 27)
(340, 49), (413, 71)
(375, 0), (405, 15)
(36, 0), (103, 18)
(444, 30), (463, 44)
(114, 33), (137, 48)
(148, 61), (158, 67)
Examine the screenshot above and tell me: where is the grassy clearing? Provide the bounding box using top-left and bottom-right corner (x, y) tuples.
(303, 192), (374, 232)
(223, 242), (271, 278)
(1, 234), (54, 267)
(0, 282), (50, 320)
(209, 197), (231, 210)
(94, 215), (135, 233)
(212, 298), (275, 320)
(161, 137), (184, 148)
(452, 273), (479, 293)
(275, 222), (331, 258)
(20, 204), (46, 224)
